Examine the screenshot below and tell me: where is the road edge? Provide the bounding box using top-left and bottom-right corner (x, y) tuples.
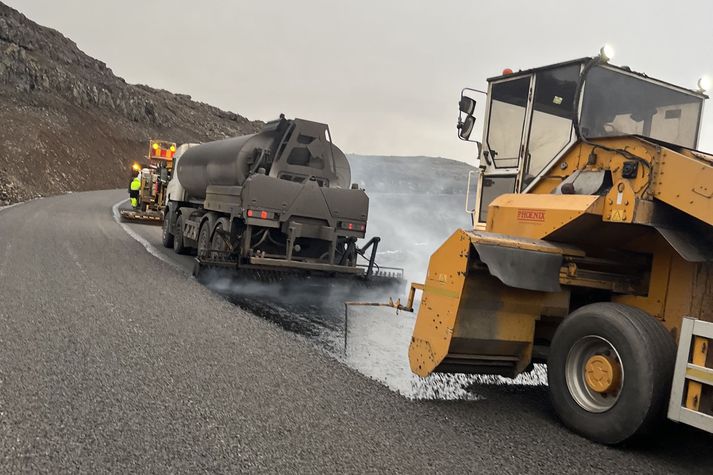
(111, 199), (188, 274)
(0, 196), (43, 214)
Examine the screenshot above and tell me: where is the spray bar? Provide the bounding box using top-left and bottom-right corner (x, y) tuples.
(343, 283), (424, 352)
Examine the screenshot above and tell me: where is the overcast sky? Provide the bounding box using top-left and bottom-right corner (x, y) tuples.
(6, 0), (713, 163)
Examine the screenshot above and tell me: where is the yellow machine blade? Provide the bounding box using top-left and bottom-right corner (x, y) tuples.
(409, 229), (470, 377)
(409, 230), (575, 378)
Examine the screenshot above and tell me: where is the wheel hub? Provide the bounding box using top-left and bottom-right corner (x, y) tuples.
(565, 335), (625, 413)
(584, 354), (621, 393)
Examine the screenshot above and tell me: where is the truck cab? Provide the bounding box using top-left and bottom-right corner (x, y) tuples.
(460, 56), (706, 225)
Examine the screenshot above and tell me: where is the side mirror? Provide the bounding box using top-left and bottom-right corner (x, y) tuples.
(458, 115), (475, 141)
(457, 87), (486, 144)
(459, 96), (476, 116)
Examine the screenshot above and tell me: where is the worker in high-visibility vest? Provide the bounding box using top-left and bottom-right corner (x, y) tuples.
(129, 174), (141, 209)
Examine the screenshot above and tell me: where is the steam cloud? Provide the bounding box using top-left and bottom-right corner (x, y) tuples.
(198, 155), (547, 397)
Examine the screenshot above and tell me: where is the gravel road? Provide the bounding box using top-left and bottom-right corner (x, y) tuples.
(0, 190), (710, 473)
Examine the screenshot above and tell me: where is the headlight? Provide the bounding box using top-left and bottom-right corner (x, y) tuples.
(599, 43), (615, 63)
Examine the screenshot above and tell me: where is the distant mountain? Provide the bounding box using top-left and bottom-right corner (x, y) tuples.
(0, 2), (262, 205)
(348, 154), (476, 195)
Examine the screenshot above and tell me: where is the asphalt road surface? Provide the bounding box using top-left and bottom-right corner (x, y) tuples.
(0, 190), (711, 473)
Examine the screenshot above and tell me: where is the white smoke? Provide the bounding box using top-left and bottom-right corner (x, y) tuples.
(197, 155), (547, 398)
(348, 155), (475, 286)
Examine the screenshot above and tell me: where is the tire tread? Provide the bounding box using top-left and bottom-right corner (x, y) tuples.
(548, 302), (676, 444)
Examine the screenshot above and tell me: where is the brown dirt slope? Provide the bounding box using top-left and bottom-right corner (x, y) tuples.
(0, 2), (262, 205)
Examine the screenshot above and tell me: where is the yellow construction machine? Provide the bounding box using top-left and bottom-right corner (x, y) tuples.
(120, 139), (176, 223)
(386, 48), (713, 444)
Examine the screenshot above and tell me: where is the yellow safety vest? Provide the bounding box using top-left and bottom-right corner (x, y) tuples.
(130, 178), (141, 191)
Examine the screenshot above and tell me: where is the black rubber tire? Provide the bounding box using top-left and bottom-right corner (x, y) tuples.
(197, 219), (212, 258)
(547, 302), (676, 445)
(173, 215), (189, 255)
(211, 219), (231, 253)
(161, 211), (174, 248)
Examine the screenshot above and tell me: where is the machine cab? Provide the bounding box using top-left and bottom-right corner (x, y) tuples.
(459, 56), (707, 226)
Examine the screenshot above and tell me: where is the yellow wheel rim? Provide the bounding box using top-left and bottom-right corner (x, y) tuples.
(584, 354), (621, 393)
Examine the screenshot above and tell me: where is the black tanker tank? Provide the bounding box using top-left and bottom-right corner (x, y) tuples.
(164, 116), (403, 288)
(175, 117), (352, 200)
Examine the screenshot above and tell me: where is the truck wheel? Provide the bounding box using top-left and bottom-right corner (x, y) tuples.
(547, 302), (676, 445)
(197, 220), (212, 259)
(161, 212), (174, 248)
(173, 215), (189, 255)
(211, 219), (231, 255)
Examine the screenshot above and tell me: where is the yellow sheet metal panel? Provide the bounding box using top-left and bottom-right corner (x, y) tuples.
(686, 337), (709, 411)
(486, 194), (603, 240)
(409, 229), (554, 378)
(409, 229), (470, 377)
(451, 273), (544, 375)
(613, 237), (713, 337)
(603, 180), (637, 223)
(662, 254), (696, 338)
(531, 138), (656, 197)
(528, 142), (588, 195)
(612, 234), (672, 319)
(465, 230), (585, 256)
(653, 148), (713, 226)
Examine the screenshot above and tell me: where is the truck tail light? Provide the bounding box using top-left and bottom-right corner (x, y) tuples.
(247, 209), (273, 220)
(340, 221), (365, 232)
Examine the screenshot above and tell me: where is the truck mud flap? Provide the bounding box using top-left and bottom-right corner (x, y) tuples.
(474, 243), (562, 292)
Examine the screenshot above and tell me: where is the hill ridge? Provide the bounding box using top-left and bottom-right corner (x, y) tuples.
(0, 1), (261, 204)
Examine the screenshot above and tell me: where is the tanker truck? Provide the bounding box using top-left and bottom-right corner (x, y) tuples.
(162, 116), (402, 286)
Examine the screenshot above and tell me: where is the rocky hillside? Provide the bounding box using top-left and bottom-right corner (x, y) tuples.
(0, 2), (262, 205)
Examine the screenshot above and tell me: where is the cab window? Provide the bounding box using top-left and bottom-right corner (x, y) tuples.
(522, 65), (579, 189)
(580, 66), (703, 149)
(478, 175), (516, 222)
(486, 77), (530, 169)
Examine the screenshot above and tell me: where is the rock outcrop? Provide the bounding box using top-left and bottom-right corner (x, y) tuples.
(0, 2), (262, 205)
